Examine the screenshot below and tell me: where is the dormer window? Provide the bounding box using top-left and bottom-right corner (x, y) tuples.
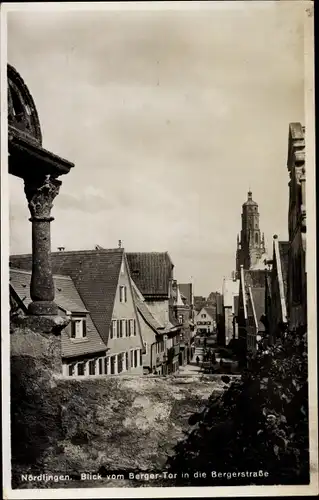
(71, 317), (87, 339)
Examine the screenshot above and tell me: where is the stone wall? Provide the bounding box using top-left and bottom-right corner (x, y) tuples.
(10, 323), (225, 490)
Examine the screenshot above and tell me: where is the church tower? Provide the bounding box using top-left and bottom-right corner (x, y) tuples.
(236, 190), (266, 276)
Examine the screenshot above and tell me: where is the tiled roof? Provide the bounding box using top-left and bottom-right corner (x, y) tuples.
(243, 269), (266, 288)
(126, 252), (173, 297)
(278, 241), (289, 301)
(250, 287), (266, 332)
(10, 249), (124, 347)
(216, 295), (224, 315)
(234, 295), (239, 317)
(131, 280), (164, 331)
(204, 306), (216, 318)
(178, 283), (192, 306)
(9, 268), (107, 358)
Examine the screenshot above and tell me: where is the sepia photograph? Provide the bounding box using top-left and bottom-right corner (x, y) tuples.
(1, 1), (317, 498)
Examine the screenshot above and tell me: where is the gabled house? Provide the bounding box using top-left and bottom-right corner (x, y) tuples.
(10, 248), (145, 376)
(287, 122), (307, 332)
(195, 306), (216, 336)
(237, 267), (266, 364)
(126, 252), (182, 374)
(131, 280), (167, 375)
(10, 268), (107, 376)
(265, 236), (289, 345)
(194, 296), (207, 313)
(222, 277), (240, 346)
(171, 282), (194, 365)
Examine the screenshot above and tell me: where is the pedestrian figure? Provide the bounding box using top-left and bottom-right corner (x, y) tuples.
(196, 355), (200, 366)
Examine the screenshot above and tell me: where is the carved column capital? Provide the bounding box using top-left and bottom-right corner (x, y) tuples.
(24, 175), (62, 220)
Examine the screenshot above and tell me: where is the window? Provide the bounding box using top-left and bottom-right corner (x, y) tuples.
(144, 342), (148, 354)
(121, 319), (126, 337)
(255, 233), (259, 244)
(140, 349), (143, 366)
(104, 357), (110, 375)
(130, 350), (134, 368)
(119, 286), (127, 303)
(77, 362), (85, 376)
(89, 360), (96, 375)
(178, 315), (183, 324)
(125, 352), (129, 371)
(201, 314), (206, 318)
(133, 319), (137, 336)
(110, 320), (117, 340)
(68, 364), (76, 376)
(71, 318), (86, 339)
(117, 320), (120, 338)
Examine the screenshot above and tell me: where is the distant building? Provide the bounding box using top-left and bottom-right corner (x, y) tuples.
(172, 283), (195, 364)
(10, 249), (145, 376)
(286, 123), (307, 332)
(236, 191), (267, 277)
(131, 281), (168, 375)
(237, 268), (266, 363)
(126, 252), (182, 374)
(194, 295), (207, 313)
(222, 277), (240, 346)
(265, 236), (289, 345)
(195, 306), (216, 336)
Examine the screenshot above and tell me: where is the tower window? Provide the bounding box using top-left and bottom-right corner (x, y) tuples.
(255, 233), (259, 244)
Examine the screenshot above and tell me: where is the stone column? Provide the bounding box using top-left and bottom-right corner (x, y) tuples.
(24, 175), (61, 316)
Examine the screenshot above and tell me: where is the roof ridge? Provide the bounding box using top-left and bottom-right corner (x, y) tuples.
(10, 267), (73, 280)
(127, 251), (169, 255)
(11, 248), (123, 258)
(51, 248), (123, 255)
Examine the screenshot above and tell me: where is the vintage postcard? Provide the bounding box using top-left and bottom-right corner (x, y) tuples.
(1, 1), (317, 498)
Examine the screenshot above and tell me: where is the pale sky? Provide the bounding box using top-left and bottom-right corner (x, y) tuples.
(7, 2), (305, 296)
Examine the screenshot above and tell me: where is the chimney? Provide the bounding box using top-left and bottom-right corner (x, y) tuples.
(118, 240), (122, 248)
(58, 247), (65, 252)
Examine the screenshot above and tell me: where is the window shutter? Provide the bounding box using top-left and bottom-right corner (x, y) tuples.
(134, 319), (136, 336)
(140, 349), (143, 366)
(83, 320), (87, 338)
(134, 350), (138, 368)
(117, 320), (120, 338)
(122, 319), (126, 337)
(119, 320), (123, 337)
(71, 321), (76, 338)
(124, 286), (127, 302)
(118, 353), (123, 374)
(104, 357), (110, 375)
(127, 319), (131, 336)
(125, 352), (129, 371)
(130, 350), (133, 368)
(99, 358), (103, 374)
(109, 322), (113, 339)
